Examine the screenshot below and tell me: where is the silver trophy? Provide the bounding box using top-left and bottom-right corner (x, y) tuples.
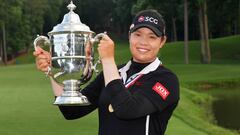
(34, 1), (104, 106)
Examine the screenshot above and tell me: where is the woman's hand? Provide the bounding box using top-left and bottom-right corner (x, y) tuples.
(33, 46), (51, 73)
(97, 34), (115, 62)
(97, 34), (120, 86)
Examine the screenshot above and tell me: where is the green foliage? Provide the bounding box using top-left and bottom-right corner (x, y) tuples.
(208, 0), (240, 37)
(43, 0), (64, 33)
(132, 0), (149, 13)
(0, 0), (63, 56)
(1, 0), (239, 60)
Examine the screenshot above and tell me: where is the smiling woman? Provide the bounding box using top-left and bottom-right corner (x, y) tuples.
(129, 27), (166, 63)
(33, 9), (180, 135)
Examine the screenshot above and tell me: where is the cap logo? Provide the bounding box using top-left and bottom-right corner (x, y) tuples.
(145, 16), (158, 24)
(138, 16), (158, 25)
(138, 16), (145, 22)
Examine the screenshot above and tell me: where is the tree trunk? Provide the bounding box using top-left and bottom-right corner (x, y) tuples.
(203, 1), (211, 63)
(198, 0), (211, 64)
(238, 0), (240, 34)
(2, 22), (7, 65)
(198, 6), (206, 63)
(172, 17), (177, 41)
(184, 0), (189, 64)
(0, 39), (2, 63)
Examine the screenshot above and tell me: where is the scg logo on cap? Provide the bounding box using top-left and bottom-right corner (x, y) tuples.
(138, 16), (159, 25)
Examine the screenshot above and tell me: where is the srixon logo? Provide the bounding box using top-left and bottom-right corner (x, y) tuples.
(138, 16), (159, 24)
(152, 82), (170, 100)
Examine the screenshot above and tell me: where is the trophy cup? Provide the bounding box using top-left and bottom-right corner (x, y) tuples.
(34, 1), (104, 106)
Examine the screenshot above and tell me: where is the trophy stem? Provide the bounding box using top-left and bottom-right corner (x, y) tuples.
(54, 79), (91, 106)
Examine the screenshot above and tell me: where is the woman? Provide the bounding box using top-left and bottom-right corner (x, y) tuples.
(34, 9), (179, 135)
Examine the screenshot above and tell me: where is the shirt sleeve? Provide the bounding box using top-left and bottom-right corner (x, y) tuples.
(137, 72), (180, 111)
(105, 72), (179, 119)
(81, 72), (105, 106)
(59, 105), (97, 120)
(58, 72), (105, 120)
(105, 79), (158, 120)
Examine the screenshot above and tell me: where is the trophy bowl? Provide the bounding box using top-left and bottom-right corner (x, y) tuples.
(34, 1), (103, 106)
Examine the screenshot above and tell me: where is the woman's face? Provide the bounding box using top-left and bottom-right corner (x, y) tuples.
(129, 27), (166, 63)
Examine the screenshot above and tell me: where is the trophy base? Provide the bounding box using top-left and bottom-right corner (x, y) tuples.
(53, 80), (91, 106)
(54, 94), (91, 106)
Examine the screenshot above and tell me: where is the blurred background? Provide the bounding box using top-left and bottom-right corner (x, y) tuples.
(0, 0), (239, 135)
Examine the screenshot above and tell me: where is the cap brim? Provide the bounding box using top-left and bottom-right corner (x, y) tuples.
(130, 24), (163, 37)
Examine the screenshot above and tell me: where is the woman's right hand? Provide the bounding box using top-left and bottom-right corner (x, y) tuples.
(33, 46), (63, 96)
(33, 46), (51, 73)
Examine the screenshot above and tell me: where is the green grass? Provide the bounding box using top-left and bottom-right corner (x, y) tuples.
(0, 64), (98, 135)
(91, 34), (240, 65)
(160, 35), (240, 64)
(1, 64), (239, 135)
(1, 35), (240, 135)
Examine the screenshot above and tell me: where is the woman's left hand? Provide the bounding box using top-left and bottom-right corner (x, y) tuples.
(97, 34), (120, 86)
(97, 34), (115, 61)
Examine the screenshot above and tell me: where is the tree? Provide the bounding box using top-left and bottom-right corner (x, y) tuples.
(1, 0), (239, 65)
(112, 0), (136, 38)
(0, 1), (6, 64)
(0, 21), (7, 65)
(198, 0), (211, 64)
(0, 0), (50, 62)
(208, 0), (240, 37)
(132, 0), (183, 42)
(42, 0), (64, 34)
(2, 0), (24, 59)
(184, 0), (189, 64)
(238, 0), (240, 34)
(22, 0), (49, 52)
(159, 0), (181, 42)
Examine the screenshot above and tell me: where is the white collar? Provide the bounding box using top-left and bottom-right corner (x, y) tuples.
(119, 58), (162, 85)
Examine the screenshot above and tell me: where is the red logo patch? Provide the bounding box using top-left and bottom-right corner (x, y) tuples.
(152, 82), (170, 100)
(138, 16), (145, 22)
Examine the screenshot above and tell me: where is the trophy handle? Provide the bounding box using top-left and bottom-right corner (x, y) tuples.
(90, 32), (107, 73)
(90, 32), (107, 44)
(33, 35), (52, 76)
(33, 35), (51, 51)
